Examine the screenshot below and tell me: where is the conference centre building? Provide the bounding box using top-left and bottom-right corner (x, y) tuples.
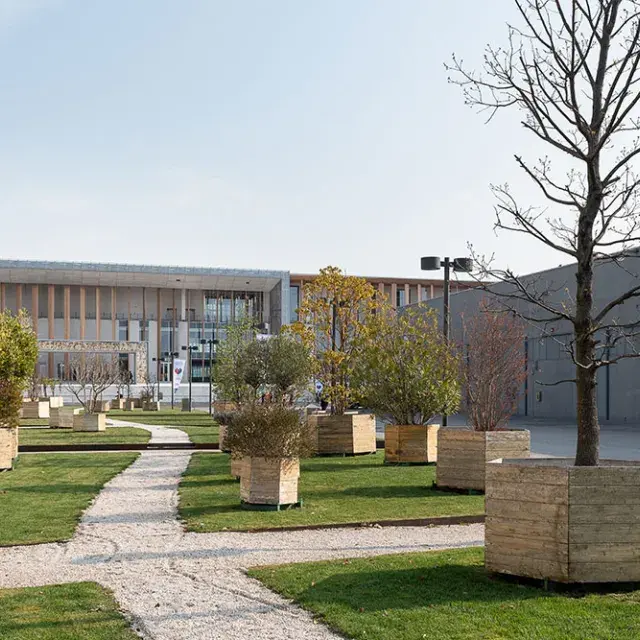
(0, 259), (476, 384)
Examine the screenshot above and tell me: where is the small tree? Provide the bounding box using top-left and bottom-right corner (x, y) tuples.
(290, 266), (379, 415)
(266, 334), (312, 404)
(353, 307), (461, 425)
(225, 403), (314, 460)
(66, 354), (120, 414)
(213, 319), (257, 404)
(139, 375), (156, 403)
(240, 339), (268, 402)
(42, 377), (57, 399)
(0, 311), (38, 429)
(27, 372), (41, 401)
(463, 304), (527, 431)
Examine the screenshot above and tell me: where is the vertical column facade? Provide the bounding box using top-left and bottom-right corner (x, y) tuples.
(31, 285), (38, 333)
(96, 287), (101, 340)
(79, 287), (86, 339)
(111, 287), (117, 340)
(48, 284), (55, 376)
(15, 284), (22, 312)
(0, 283), (5, 311)
(64, 286), (71, 372)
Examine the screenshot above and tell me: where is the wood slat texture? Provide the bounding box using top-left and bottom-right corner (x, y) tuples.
(307, 413), (376, 455)
(21, 401), (50, 419)
(0, 428), (17, 470)
(384, 424), (439, 463)
(50, 407), (80, 429)
(436, 429), (530, 491)
(486, 459), (640, 583)
(240, 457), (300, 505)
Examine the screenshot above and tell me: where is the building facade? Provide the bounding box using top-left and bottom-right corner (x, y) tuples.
(1, 260), (476, 384)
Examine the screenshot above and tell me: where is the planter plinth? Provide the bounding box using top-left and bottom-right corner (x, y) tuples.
(0, 427), (18, 470)
(240, 457), (300, 506)
(50, 407), (81, 429)
(486, 458), (640, 584)
(385, 424), (439, 464)
(436, 429), (530, 491)
(22, 400), (50, 419)
(307, 412), (376, 455)
(73, 413), (107, 432)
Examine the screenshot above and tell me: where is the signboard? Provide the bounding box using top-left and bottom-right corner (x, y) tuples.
(173, 359), (186, 392)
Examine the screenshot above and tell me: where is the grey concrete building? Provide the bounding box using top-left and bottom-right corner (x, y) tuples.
(410, 254), (640, 423)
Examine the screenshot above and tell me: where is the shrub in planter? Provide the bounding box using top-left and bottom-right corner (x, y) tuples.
(65, 354), (119, 432)
(436, 307), (529, 491)
(290, 266), (380, 454)
(353, 307), (460, 464)
(0, 311), (38, 470)
(225, 404), (314, 507)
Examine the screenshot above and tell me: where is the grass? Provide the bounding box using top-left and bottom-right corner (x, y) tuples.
(0, 582), (139, 639)
(250, 547), (640, 640)
(18, 427), (151, 446)
(179, 452), (483, 532)
(0, 453), (138, 546)
(109, 409), (219, 442)
(19, 418), (49, 427)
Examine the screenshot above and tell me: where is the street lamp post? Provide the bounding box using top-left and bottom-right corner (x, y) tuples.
(420, 255), (473, 426)
(181, 345), (198, 411)
(200, 335), (218, 415)
(164, 351), (179, 410)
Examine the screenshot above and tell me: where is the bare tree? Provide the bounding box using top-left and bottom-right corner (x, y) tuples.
(66, 354), (121, 414)
(463, 304), (527, 431)
(448, 0), (640, 465)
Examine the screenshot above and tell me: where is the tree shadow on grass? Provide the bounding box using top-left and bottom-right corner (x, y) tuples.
(293, 563), (548, 612)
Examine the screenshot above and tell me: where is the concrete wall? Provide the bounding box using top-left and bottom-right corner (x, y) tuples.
(410, 256), (640, 423)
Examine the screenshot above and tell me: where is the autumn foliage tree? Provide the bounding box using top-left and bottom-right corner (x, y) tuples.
(448, 0), (640, 465)
(463, 305), (527, 431)
(289, 266), (380, 415)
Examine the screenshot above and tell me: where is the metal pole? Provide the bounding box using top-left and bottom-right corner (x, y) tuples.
(208, 339), (213, 415)
(442, 257), (450, 427)
(188, 346), (192, 412)
(171, 353), (174, 410)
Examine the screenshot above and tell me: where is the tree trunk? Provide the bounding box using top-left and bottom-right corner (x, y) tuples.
(574, 250), (599, 466)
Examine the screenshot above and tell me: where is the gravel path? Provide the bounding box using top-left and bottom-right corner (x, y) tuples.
(107, 418), (191, 444)
(0, 451), (483, 639)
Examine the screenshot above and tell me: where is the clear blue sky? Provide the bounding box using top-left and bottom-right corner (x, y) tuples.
(0, 0), (562, 278)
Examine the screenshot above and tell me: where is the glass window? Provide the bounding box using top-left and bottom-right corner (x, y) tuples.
(396, 288), (405, 307)
(220, 295), (231, 324)
(290, 286), (300, 323)
(118, 319), (129, 341)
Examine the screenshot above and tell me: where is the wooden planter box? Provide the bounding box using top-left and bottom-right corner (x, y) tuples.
(124, 399), (136, 411)
(0, 427), (18, 471)
(307, 412), (376, 455)
(49, 396), (64, 408)
(50, 406), (81, 429)
(213, 401), (237, 415)
(219, 425), (230, 452)
(436, 429), (530, 491)
(240, 457), (300, 507)
(22, 400), (50, 419)
(385, 424), (439, 464)
(112, 398), (125, 410)
(142, 401), (160, 411)
(486, 458), (640, 583)
(230, 456), (246, 479)
(73, 413), (107, 432)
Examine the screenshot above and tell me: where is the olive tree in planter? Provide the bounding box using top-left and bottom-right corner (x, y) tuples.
(225, 404), (314, 508)
(450, 0), (640, 583)
(437, 307), (529, 490)
(290, 266), (379, 455)
(0, 310), (38, 470)
(352, 307), (460, 464)
(266, 334), (313, 405)
(66, 354), (120, 431)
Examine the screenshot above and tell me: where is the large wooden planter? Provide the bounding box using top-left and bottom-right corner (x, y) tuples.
(22, 400), (50, 419)
(48, 396), (64, 409)
(219, 425), (230, 452)
(0, 428), (18, 470)
(112, 398), (125, 410)
(213, 401), (237, 415)
(307, 412), (376, 455)
(73, 413), (107, 432)
(436, 429), (530, 491)
(142, 401), (160, 412)
(230, 456), (246, 479)
(240, 457), (300, 507)
(50, 407), (81, 429)
(124, 399), (136, 411)
(385, 424), (439, 464)
(486, 458), (640, 583)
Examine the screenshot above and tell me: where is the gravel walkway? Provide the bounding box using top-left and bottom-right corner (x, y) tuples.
(0, 451), (483, 639)
(107, 418), (191, 444)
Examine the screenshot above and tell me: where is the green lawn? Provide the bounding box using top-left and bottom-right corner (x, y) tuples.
(179, 452), (483, 532)
(0, 582), (138, 639)
(0, 453), (138, 546)
(250, 547), (640, 640)
(19, 418), (49, 427)
(109, 409), (219, 442)
(19, 427), (151, 446)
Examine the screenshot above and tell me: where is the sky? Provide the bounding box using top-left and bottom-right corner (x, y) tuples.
(0, 0), (566, 279)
